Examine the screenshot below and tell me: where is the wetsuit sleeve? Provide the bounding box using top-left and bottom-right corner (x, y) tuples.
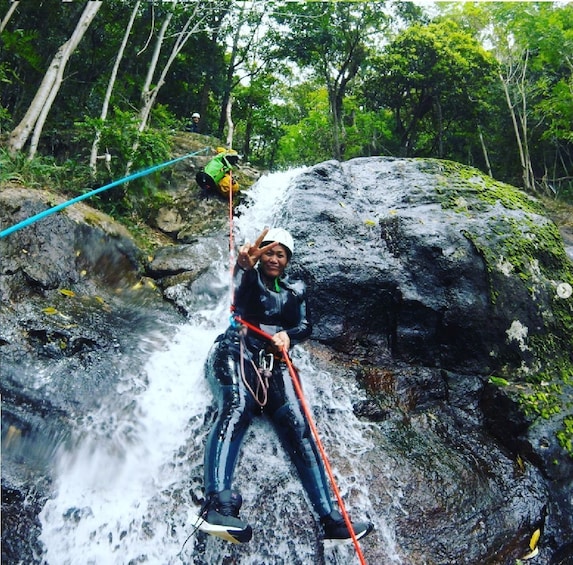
(285, 283), (312, 345)
(231, 263), (258, 315)
(233, 262), (246, 283)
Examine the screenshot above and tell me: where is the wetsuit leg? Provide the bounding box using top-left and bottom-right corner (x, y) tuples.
(203, 338), (255, 496)
(266, 366), (333, 518)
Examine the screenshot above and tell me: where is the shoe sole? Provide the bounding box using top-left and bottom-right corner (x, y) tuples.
(194, 516), (252, 544)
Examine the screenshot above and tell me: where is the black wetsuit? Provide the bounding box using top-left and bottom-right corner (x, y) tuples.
(203, 266), (333, 517)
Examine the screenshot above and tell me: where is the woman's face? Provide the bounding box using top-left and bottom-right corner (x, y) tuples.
(260, 244), (289, 279)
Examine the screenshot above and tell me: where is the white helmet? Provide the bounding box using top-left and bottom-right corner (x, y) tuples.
(261, 228), (294, 258)
(192, 112), (200, 118)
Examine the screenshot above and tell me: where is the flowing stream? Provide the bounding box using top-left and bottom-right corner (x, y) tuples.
(39, 170), (402, 565)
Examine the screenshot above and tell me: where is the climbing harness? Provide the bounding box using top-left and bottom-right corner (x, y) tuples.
(238, 330), (275, 408)
(0, 147), (210, 239)
(227, 162), (267, 404)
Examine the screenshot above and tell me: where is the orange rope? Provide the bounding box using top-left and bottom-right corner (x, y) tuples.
(225, 172), (366, 563)
(233, 316), (368, 565)
(228, 169), (236, 304)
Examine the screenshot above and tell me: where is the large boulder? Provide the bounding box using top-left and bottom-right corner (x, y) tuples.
(277, 157), (573, 560)
(154, 157), (572, 562)
(156, 157), (573, 563)
(282, 158), (572, 375)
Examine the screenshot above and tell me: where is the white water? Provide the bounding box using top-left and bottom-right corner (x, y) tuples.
(39, 169), (402, 564)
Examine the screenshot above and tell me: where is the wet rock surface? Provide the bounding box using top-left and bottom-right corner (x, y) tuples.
(2, 156), (573, 564)
(278, 158), (573, 563)
(0, 185), (183, 564)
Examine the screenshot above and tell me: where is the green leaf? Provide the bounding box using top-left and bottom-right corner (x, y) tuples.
(488, 376), (510, 386)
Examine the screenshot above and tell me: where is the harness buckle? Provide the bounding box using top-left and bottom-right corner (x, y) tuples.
(258, 350), (274, 375)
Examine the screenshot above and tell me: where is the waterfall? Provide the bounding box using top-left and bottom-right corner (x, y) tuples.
(39, 169), (402, 565)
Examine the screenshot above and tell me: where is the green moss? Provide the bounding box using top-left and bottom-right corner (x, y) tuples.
(423, 159), (573, 458)
(83, 211), (104, 227)
(421, 158), (546, 215)
(557, 416), (573, 455)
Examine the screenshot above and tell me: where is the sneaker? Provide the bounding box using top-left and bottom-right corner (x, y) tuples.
(196, 489), (253, 544)
(321, 509), (374, 545)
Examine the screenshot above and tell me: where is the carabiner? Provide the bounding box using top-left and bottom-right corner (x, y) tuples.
(258, 350), (274, 373)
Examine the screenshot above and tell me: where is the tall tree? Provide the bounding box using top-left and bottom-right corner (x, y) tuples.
(209, 0), (279, 143)
(270, 2), (391, 161)
(441, 1), (573, 193)
(0, 0), (19, 33)
(125, 0), (212, 174)
(196, 7), (228, 134)
(499, 53), (536, 192)
(493, 2), (573, 194)
(8, 1), (102, 157)
(362, 19), (498, 159)
(89, 0), (141, 174)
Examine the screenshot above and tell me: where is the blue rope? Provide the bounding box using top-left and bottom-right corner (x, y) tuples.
(0, 147), (210, 239)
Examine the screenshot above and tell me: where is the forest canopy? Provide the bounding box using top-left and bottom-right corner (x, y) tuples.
(1, 0), (572, 204)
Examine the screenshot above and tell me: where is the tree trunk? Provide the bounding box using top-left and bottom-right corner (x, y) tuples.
(517, 52), (536, 191)
(0, 0), (19, 33)
(217, 5), (243, 139)
(499, 59), (534, 192)
(198, 7), (228, 135)
(197, 66), (212, 132)
(500, 71), (526, 186)
(225, 95), (234, 149)
(242, 104), (253, 161)
(139, 6), (174, 111)
(329, 87), (342, 161)
(126, 1), (208, 175)
(478, 128), (493, 178)
(435, 96), (443, 158)
(8, 1), (102, 157)
(90, 0), (141, 174)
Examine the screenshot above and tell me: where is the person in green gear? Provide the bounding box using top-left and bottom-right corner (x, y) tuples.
(196, 151), (240, 197)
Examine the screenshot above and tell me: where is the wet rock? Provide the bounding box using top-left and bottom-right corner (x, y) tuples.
(152, 140), (262, 240)
(284, 159), (571, 375)
(1, 483), (45, 565)
(277, 157), (572, 562)
(1, 156), (572, 564)
(0, 186), (183, 564)
(146, 235), (227, 313)
(153, 207), (186, 235)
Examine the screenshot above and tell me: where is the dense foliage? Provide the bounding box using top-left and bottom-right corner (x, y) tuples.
(0, 0), (572, 203)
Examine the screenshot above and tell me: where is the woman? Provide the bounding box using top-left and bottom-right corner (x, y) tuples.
(197, 227), (373, 545)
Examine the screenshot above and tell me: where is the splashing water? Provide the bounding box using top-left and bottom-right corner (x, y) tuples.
(39, 169), (402, 564)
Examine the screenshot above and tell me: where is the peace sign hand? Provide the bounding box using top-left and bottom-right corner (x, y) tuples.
(237, 227), (278, 270)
